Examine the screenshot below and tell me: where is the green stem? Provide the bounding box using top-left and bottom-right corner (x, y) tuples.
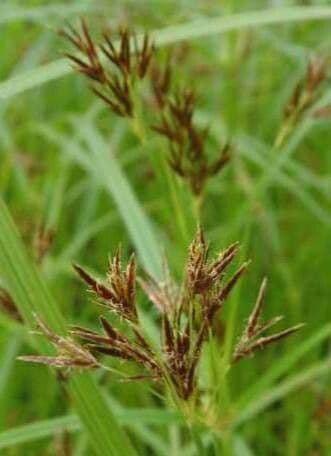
(190, 426), (205, 455)
(129, 86), (191, 245)
(162, 158), (191, 244)
(220, 220), (252, 408)
(193, 192), (204, 225)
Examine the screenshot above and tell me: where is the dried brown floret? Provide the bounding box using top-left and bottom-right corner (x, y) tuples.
(185, 227), (240, 296)
(71, 317), (160, 375)
(285, 56), (327, 118)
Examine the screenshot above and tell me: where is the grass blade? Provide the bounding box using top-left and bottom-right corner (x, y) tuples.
(68, 120), (163, 279)
(234, 357), (331, 427)
(0, 198), (137, 456)
(36, 121), (163, 279)
(0, 407), (181, 451)
(2, 7), (331, 99)
(0, 415), (80, 451)
(236, 323), (331, 409)
(0, 332), (22, 396)
(0, 2), (102, 24)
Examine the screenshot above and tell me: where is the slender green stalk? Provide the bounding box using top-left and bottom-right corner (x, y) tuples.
(160, 154), (191, 245)
(126, 94), (191, 246)
(0, 198), (137, 456)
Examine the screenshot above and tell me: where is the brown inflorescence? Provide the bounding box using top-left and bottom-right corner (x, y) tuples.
(285, 56), (327, 120)
(153, 88), (231, 195)
(62, 20), (231, 198)
(61, 19), (154, 118)
(20, 229), (302, 402)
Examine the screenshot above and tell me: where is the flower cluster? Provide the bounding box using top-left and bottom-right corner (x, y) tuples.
(61, 20), (154, 117)
(62, 21), (231, 197)
(21, 230), (301, 401)
(153, 89), (231, 195)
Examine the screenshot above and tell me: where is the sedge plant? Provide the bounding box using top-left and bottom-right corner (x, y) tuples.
(2, 10), (331, 455)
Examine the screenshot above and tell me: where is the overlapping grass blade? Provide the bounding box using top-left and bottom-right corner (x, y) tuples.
(0, 198), (137, 456)
(0, 332), (22, 396)
(234, 357), (331, 427)
(0, 2), (100, 24)
(0, 408), (181, 451)
(37, 120), (163, 279)
(236, 323), (331, 409)
(2, 7), (331, 100)
(236, 135), (331, 227)
(73, 120), (164, 279)
(0, 415), (80, 451)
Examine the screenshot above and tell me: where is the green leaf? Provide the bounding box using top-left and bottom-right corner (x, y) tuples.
(0, 332), (22, 397)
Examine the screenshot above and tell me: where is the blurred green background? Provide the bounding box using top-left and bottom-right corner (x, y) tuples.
(0, 0), (331, 454)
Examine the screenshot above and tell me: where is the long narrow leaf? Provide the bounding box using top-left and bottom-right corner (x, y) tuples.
(73, 121), (163, 279)
(0, 2), (101, 24)
(0, 407), (182, 451)
(0, 198), (137, 456)
(0, 415), (80, 451)
(234, 358), (331, 427)
(236, 323), (331, 409)
(37, 120), (163, 280)
(1, 7), (331, 99)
